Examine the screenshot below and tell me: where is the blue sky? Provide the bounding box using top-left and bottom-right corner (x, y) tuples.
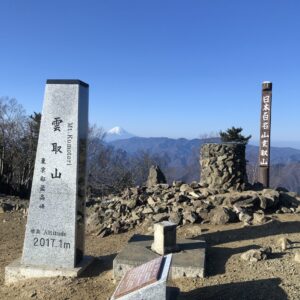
(0, 1), (300, 148)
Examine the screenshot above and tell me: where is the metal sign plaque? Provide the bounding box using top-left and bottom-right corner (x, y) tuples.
(114, 257), (163, 299)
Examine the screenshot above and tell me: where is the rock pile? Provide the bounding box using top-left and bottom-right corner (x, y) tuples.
(86, 181), (300, 237)
(200, 143), (248, 191)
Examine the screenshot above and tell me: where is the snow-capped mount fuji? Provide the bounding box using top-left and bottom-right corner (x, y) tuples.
(105, 126), (136, 142)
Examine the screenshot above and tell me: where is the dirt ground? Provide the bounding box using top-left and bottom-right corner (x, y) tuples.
(1, 212), (300, 300)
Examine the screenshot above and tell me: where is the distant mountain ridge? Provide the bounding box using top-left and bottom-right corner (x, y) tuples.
(109, 136), (300, 164)
(109, 136), (300, 192)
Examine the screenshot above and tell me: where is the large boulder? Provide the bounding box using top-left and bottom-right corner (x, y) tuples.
(259, 189), (280, 209)
(279, 192), (300, 208)
(210, 206), (236, 225)
(146, 165), (167, 187)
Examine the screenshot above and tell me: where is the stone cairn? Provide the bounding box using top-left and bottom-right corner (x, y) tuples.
(200, 143), (248, 191)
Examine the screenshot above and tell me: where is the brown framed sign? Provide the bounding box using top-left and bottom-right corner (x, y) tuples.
(259, 81), (272, 186)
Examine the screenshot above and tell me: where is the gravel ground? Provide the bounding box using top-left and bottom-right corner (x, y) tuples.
(1, 211), (300, 299)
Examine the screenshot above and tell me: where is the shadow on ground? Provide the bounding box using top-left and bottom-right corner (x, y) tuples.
(205, 245), (287, 276)
(205, 244), (259, 276)
(178, 278), (287, 300)
(80, 253), (117, 278)
(199, 220), (300, 246)
(191, 220), (296, 276)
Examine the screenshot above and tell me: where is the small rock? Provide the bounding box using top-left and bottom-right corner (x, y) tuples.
(158, 183), (169, 190)
(142, 207), (153, 214)
(196, 208), (209, 220)
(126, 199), (137, 210)
(252, 212), (267, 225)
(175, 194), (190, 203)
(190, 198), (201, 206)
(190, 181), (200, 189)
(163, 193), (172, 201)
(97, 227), (110, 238)
(111, 221), (121, 234)
(189, 191), (201, 199)
(209, 194), (226, 206)
(199, 188), (211, 198)
(278, 237), (291, 251)
(239, 212), (252, 225)
(147, 197), (156, 206)
(241, 247), (271, 262)
(173, 181), (183, 187)
(294, 251), (300, 263)
(131, 211), (140, 221)
(281, 207), (292, 213)
(167, 197), (176, 204)
(153, 213), (169, 222)
(168, 212), (182, 225)
(183, 211), (198, 224)
(180, 184), (194, 193)
(30, 291), (37, 298)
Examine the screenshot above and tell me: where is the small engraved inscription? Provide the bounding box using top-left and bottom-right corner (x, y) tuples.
(52, 117), (63, 132)
(67, 122), (73, 165)
(51, 168), (62, 179)
(33, 237), (71, 249)
(51, 143), (62, 154)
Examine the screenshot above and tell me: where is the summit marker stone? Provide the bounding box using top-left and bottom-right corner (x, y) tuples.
(5, 79), (92, 283)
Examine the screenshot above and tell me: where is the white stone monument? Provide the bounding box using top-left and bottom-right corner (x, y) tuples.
(5, 79), (93, 284)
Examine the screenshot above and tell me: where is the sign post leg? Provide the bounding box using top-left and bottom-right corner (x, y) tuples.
(259, 166), (269, 187)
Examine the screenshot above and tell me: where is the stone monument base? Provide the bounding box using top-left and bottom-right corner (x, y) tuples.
(113, 235), (206, 281)
(5, 256), (94, 285)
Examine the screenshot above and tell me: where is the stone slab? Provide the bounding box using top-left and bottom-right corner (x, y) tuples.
(22, 80), (89, 269)
(111, 255), (172, 300)
(5, 256), (94, 285)
(113, 235), (205, 281)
